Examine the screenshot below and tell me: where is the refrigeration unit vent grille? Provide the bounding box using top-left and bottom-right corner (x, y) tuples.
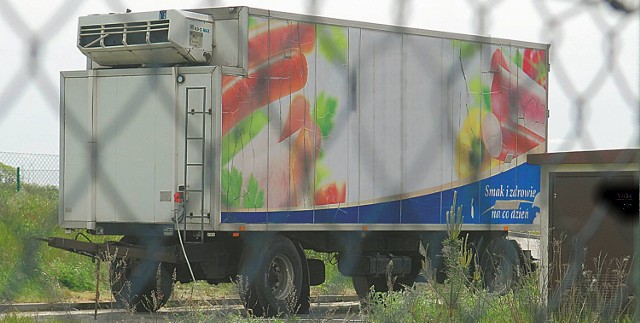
(79, 20), (171, 48)
(77, 10), (213, 66)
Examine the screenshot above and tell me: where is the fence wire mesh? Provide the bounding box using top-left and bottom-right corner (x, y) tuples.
(0, 0), (637, 320)
(0, 152), (59, 187)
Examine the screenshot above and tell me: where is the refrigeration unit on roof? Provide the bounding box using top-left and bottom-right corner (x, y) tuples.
(78, 9), (213, 66)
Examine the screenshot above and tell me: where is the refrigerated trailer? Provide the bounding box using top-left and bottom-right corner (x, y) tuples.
(49, 7), (549, 315)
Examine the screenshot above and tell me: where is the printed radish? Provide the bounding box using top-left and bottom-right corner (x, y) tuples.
(482, 112), (544, 161)
(484, 49), (546, 161)
(523, 48), (547, 89)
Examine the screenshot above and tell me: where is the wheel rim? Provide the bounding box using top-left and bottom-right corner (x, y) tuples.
(268, 254), (295, 300)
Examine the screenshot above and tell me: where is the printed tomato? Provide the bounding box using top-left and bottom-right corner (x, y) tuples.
(315, 182), (346, 205)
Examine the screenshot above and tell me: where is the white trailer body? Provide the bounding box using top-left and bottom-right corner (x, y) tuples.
(53, 7), (550, 315)
(61, 7), (548, 235)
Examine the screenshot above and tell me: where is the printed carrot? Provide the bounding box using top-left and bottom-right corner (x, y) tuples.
(222, 51), (309, 135)
(289, 109), (322, 205)
(279, 95), (310, 142)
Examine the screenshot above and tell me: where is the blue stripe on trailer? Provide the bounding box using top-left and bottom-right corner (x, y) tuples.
(221, 163), (541, 226)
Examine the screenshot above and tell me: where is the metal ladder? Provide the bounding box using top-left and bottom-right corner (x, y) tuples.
(182, 87), (209, 243)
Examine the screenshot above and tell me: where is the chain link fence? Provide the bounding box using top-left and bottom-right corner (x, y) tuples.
(0, 152), (59, 187)
(0, 0), (637, 319)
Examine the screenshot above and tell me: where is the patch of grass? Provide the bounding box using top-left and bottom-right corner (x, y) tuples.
(306, 250), (353, 296)
(0, 170), (115, 303)
(0, 179), (59, 302)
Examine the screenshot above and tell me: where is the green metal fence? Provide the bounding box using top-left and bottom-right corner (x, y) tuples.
(0, 152), (59, 188)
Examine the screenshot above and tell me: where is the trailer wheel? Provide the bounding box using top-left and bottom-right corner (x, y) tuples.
(352, 276), (380, 301)
(109, 238), (174, 312)
(238, 235), (303, 317)
(480, 237), (520, 294)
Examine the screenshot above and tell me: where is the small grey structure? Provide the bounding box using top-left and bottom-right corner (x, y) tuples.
(529, 149), (638, 311)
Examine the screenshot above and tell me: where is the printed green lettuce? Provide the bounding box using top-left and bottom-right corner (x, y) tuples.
(221, 167), (243, 207)
(468, 77), (491, 112)
(317, 25), (347, 65)
(222, 110), (268, 166)
(452, 40), (481, 59)
(221, 166), (265, 208)
(312, 92), (337, 137)
(513, 49), (523, 68)
(242, 174), (264, 208)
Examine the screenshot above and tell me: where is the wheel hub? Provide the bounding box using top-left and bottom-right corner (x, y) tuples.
(268, 255), (294, 300)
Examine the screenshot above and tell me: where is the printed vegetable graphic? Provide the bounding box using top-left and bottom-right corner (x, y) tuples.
(248, 23), (316, 68)
(315, 182), (346, 205)
(482, 48), (546, 161)
(221, 20), (348, 208)
(221, 167), (265, 208)
(222, 23), (316, 88)
(522, 49), (547, 89)
(279, 95), (311, 143)
(456, 108), (494, 178)
(222, 51), (308, 135)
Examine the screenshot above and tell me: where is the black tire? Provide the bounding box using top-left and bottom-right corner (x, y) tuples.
(480, 237), (520, 294)
(238, 235), (303, 317)
(352, 258), (420, 300)
(352, 276), (374, 299)
(109, 238), (174, 312)
(352, 274), (405, 299)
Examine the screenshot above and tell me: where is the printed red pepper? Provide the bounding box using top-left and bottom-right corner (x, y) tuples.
(248, 23), (316, 68)
(222, 22), (316, 88)
(221, 50), (308, 135)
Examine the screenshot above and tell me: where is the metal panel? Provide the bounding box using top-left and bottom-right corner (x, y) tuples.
(61, 67), (219, 232)
(194, 6), (248, 72)
(94, 72), (176, 224)
(60, 74), (92, 228)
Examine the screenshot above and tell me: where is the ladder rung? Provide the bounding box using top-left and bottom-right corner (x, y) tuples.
(186, 163), (203, 166)
(186, 189), (203, 193)
(186, 216), (210, 219)
(186, 137), (204, 140)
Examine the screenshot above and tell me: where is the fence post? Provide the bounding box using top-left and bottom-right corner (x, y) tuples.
(16, 167), (20, 192)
